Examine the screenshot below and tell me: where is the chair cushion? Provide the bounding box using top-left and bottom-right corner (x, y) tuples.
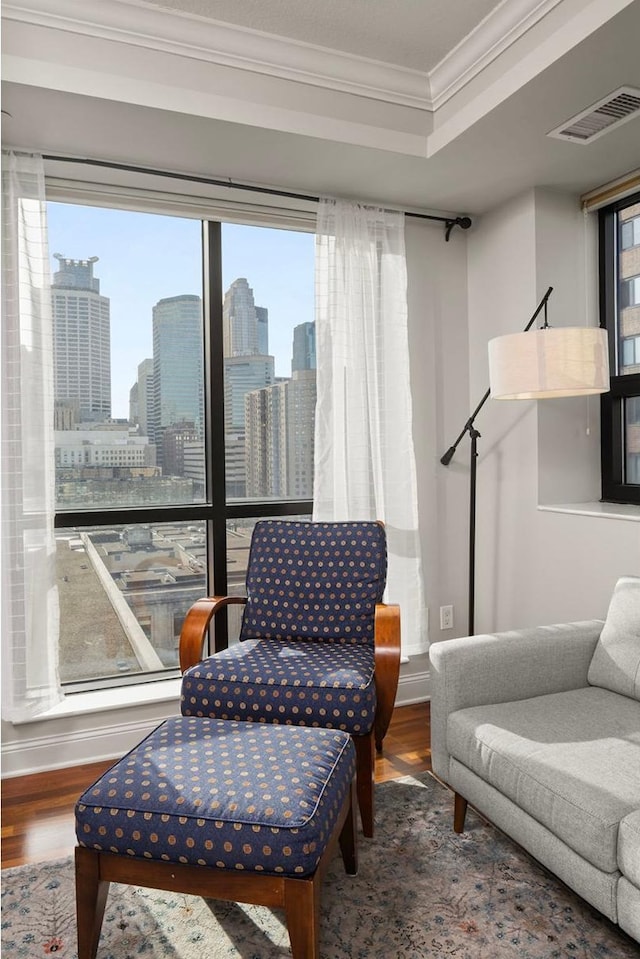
(588, 576), (640, 701)
(447, 686), (640, 872)
(181, 638), (376, 735)
(240, 520), (386, 645)
(76, 717), (355, 876)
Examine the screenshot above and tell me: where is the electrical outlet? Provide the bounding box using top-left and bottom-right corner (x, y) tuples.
(440, 605), (454, 630)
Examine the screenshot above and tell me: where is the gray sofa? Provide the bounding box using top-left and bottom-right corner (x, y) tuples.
(430, 575), (640, 944)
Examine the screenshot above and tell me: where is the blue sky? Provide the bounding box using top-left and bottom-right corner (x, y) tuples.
(47, 203), (315, 417)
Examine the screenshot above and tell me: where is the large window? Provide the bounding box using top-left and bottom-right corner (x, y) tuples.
(600, 192), (640, 505)
(49, 202), (315, 688)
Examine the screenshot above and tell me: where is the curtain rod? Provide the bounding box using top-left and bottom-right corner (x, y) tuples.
(42, 154), (472, 242)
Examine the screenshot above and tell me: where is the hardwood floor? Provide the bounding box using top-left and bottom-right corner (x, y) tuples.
(1, 702), (431, 869)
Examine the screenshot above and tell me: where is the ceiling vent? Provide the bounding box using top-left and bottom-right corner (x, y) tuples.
(548, 87), (640, 144)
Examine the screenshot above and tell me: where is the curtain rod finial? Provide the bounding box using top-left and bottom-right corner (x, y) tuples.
(445, 216), (472, 241)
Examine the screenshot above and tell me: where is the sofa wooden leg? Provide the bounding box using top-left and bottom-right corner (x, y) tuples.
(454, 792), (468, 833)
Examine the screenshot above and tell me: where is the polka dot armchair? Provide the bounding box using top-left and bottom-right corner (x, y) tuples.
(179, 519), (401, 837)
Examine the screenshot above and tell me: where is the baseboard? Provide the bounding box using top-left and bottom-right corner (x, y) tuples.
(395, 668), (431, 707)
(2, 672), (431, 778)
(1, 709), (175, 779)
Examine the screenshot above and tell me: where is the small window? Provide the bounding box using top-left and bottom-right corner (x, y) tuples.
(599, 191), (640, 505)
(620, 276), (640, 309)
(621, 216), (640, 250)
(622, 335), (640, 368)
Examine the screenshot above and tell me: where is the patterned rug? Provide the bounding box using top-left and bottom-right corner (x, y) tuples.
(2, 772), (638, 959)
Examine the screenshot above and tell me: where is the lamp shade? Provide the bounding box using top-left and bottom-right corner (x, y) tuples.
(488, 326), (610, 400)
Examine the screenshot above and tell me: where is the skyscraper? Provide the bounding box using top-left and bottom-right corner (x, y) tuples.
(245, 370), (316, 498)
(245, 382), (286, 498)
(256, 306), (269, 355)
(129, 381), (139, 426)
(223, 278), (260, 356)
(224, 354), (275, 497)
(222, 278), (273, 496)
(285, 369), (317, 497)
(136, 358), (155, 438)
(292, 321), (316, 372)
(151, 295), (203, 466)
(224, 355), (276, 430)
(52, 254), (111, 423)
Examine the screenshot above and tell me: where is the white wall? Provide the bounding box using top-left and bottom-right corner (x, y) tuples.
(535, 190), (602, 505)
(402, 216), (470, 699)
(466, 187), (639, 633)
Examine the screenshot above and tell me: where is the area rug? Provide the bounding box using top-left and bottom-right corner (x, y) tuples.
(2, 772), (637, 959)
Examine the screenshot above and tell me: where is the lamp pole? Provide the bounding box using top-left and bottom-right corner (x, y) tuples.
(440, 286), (553, 635)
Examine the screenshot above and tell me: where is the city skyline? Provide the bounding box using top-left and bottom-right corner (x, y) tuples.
(50, 204), (318, 508)
(47, 202), (315, 417)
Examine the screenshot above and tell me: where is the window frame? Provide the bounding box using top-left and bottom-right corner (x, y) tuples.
(599, 190), (640, 506)
(52, 215), (314, 692)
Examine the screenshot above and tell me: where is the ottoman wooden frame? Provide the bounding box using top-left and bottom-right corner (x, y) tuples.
(75, 779), (357, 959)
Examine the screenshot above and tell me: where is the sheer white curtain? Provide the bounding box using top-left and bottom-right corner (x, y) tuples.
(1, 151), (63, 721)
(313, 198), (428, 656)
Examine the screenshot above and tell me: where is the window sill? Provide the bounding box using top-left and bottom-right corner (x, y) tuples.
(30, 677), (182, 723)
(538, 502), (640, 521)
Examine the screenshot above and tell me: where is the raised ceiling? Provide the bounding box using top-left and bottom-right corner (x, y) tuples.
(2, 0), (639, 216)
(140, 0), (502, 72)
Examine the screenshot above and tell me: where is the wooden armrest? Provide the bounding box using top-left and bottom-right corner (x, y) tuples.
(178, 596), (247, 672)
(373, 603), (401, 750)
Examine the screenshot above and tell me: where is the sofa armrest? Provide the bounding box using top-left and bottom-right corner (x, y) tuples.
(429, 619), (604, 781)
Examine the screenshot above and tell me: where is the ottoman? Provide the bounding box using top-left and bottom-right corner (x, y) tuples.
(75, 716), (357, 959)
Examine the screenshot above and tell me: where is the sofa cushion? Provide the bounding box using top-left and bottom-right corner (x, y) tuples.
(588, 576), (640, 701)
(618, 810), (640, 889)
(447, 686), (640, 873)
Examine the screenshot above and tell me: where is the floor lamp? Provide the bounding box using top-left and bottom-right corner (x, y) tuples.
(440, 285), (610, 635)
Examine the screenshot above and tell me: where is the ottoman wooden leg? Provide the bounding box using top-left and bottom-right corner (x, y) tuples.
(75, 847), (110, 959)
(284, 873), (321, 959)
(339, 780), (358, 876)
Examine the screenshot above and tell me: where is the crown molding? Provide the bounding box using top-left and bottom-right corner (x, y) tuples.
(1, 0), (431, 110)
(428, 0), (565, 109)
(4, 0), (615, 124)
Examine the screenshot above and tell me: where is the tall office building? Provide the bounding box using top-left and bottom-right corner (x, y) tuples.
(223, 278), (260, 356)
(222, 278), (273, 496)
(245, 382), (286, 498)
(136, 358), (155, 438)
(285, 369), (316, 497)
(52, 254), (111, 423)
(256, 306), (269, 355)
(151, 295), (204, 466)
(224, 353), (275, 498)
(245, 370), (316, 498)
(224, 355), (276, 430)
(292, 321), (316, 372)
(129, 382), (139, 426)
